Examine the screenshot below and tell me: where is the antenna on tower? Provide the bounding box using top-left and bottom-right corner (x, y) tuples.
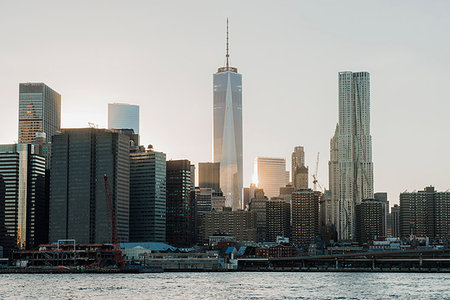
(226, 18), (229, 69)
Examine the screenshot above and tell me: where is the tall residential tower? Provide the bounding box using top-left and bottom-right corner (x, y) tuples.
(337, 71), (374, 241)
(213, 20), (243, 210)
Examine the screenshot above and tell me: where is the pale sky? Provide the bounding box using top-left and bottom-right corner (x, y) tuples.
(1, 1), (449, 205)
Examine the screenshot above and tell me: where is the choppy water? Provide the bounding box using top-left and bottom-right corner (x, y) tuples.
(0, 272), (449, 299)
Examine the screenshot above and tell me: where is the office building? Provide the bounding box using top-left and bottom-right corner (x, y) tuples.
(374, 192), (389, 236)
(292, 189), (320, 248)
(255, 157), (286, 199)
(201, 210), (257, 244)
(292, 146), (308, 189)
(18, 83), (61, 144)
(0, 144), (47, 257)
(199, 162), (220, 192)
(399, 187), (450, 239)
(248, 189), (268, 242)
(266, 199), (291, 242)
(108, 103), (140, 134)
(213, 21), (243, 210)
(129, 147), (166, 242)
(166, 160), (195, 247)
(337, 71), (374, 241)
(355, 199), (385, 244)
(49, 128), (131, 244)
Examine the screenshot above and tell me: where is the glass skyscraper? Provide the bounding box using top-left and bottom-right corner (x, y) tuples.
(337, 71), (374, 241)
(18, 83), (61, 144)
(49, 128), (131, 244)
(108, 103), (140, 134)
(0, 144), (47, 257)
(255, 157), (286, 199)
(213, 22), (243, 210)
(129, 148), (166, 242)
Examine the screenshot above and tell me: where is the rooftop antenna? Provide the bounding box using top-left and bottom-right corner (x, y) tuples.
(226, 18), (229, 69)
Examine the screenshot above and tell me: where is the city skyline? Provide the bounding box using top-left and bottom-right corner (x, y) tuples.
(0, 2), (449, 204)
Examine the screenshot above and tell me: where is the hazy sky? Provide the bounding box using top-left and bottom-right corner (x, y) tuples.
(1, 1), (449, 205)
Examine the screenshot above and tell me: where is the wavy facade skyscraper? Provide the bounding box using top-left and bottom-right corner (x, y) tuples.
(213, 20), (243, 210)
(337, 71), (374, 241)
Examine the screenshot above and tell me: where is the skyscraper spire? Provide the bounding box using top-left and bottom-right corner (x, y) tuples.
(226, 18), (229, 69)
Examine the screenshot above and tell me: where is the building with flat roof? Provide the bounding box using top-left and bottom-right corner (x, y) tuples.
(255, 157), (286, 199)
(201, 211), (257, 244)
(0, 144), (47, 256)
(198, 162), (220, 192)
(18, 83), (61, 144)
(49, 128), (132, 244)
(129, 147), (166, 242)
(166, 160), (195, 247)
(266, 199), (291, 242)
(355, 199), (385, 244)
(108, 103), (140, 134)
(400, 186), (450, 240)
(291, 189), (320, 248)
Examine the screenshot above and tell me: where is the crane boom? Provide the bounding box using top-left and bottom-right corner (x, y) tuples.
(103, 174), (123, 267)
(313, 152), (320, 191)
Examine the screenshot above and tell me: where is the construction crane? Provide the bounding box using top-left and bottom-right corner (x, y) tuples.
(312, 152), (324, 192)
(104, 174), (124, 268)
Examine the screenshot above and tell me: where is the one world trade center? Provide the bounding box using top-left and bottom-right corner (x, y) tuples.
(213, 20), (243, 210)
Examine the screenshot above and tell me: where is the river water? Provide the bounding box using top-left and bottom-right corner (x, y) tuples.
(0, 272), (449, 299)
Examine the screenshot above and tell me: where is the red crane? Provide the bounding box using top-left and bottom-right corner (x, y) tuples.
(103, 174), (124, 267)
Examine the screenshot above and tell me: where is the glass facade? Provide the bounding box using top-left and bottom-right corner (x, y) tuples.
(166, 160), (194, 247)
(129, 150), (166, 242)
(213, 69), (243, 210)
(0, 144), (46, 257)
(108, 103), (140, 134)
(49, 128), (131, 244)
(18, 83), (61, 144)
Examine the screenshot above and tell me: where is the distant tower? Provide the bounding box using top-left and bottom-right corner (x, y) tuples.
(337, 71), (374, 241)
(292, 146), (308, 189)
(255, 157), (286, 199)
(108, 103), (140, 134)
(18, 83), (61, 144)
(213, 19), (243, 210)
(328, 125), (339, 228)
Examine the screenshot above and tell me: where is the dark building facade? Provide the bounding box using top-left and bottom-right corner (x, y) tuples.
(129, 148), (166, 242)
(194, 187), (213, 244)
(400, 187), (450, 240)
(49, 128), (131, 244)
(388, 204), (400, 238)
(266, 199), (291, 242)
(18, 83), (61, 144)
(355, 199), (385, 244)
(0, 144), (47, 257)
(166, 160), (194, 247)
(198, 162), (220, 192)
(291, 189), (320, 248)
(248, 189), (268, 242)
(374, 192), (389, 236)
